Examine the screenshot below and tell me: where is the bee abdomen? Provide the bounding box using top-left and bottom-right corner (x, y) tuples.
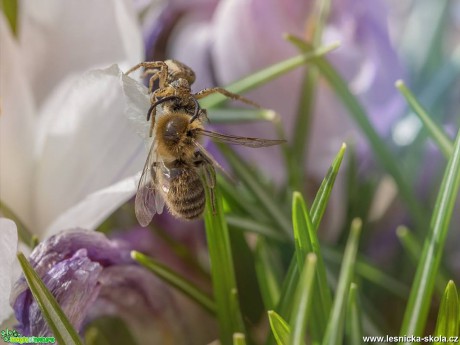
(168, 171), (206, 220)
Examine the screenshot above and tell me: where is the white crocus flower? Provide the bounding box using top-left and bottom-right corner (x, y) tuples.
(0, 0), (152, 324)
(0, 0), (148, 239)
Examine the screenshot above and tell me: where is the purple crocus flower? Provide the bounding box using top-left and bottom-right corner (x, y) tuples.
(10, 229), (216, 345)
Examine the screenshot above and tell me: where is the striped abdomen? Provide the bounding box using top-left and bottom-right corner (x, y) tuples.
(164, 165), (205, 220)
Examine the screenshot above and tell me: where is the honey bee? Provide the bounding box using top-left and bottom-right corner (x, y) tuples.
(127, 60), (285, 225)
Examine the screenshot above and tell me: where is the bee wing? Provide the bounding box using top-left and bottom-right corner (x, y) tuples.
(193, 142), (218, 214)
(135, 142), (165, 226)
(194, 128), (286, 148)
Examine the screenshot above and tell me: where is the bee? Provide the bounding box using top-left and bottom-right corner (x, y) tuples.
(126, 59), (261, 137)
(127, 60), (285, 225)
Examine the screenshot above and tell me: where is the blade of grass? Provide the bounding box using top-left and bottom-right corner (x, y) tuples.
(204, 186), (245, 345)
(17, 252), (83, 345)
(233, 333), (247, 345)
(345, 283), (364, 345)
(208, 108), (277, 123)
(131, 251), (216, 315)
(434, 281), (459, 341)
(289, 254), (318, 345)
(396, 226), (449, 296)
(322, 247), (410, 299)
(226, 215), (286, 241)
(268, 310), (291, 345)
(288, 0), (331, 191)
(395, 80), (453, 158)
(286, 35), (427, 231)
(84, 316), (138, 345)
(199, 42), (340, 109)
(400, 127), (460, 341)
(217, 144), (292, 236)
(0, 201), (33, 247)
(255, 238), (282, 310)
(292, 192), (332, 341)
(0, 0), (18, 35)
(276, 144), (346, 326)
(322, 218), (362, 345)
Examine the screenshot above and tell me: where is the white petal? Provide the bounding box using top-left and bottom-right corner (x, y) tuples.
(34, 65), (147, 235)
(0, 14), (37, 229)
(19, 0), (143, 106)
(45, 173), (140, 237)
(0, 219), (19, 324)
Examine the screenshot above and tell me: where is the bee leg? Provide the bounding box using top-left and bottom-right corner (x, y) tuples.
(194, 87), (261, 108)
(125, 61), (169, 90)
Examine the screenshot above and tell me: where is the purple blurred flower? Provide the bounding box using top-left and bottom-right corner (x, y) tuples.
(10, 229), (215, 345)
(142, 0), (406, 180)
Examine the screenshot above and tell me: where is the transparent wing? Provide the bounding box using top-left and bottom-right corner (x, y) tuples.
(194, 128), (286, 148)
(135, 141), (165, 226)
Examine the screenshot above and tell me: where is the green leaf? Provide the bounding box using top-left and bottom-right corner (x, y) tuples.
(199, 42), (340, 109)
(310, 143), (347, 228)
(217, 144), (292, 237)
(288, 0), (332, 191)
(254, 238), (282, 310)
(285, 35), (427, 232)
(0, 0), (18, 36)
(345, 283), (364, 345)
(395, 80), (453, 158)
(276, 144), (346, 330)
(131, 250), (216, 314)
(268, 310), (291, 345)
(289, 254), (318, 345)
(400, 127), (460, 340)
(16, 252), (83, 345)
(204, 186), (245, 345)
(0, 201), (33, 247)
(208, 108), (277, 123)
(396, 226), (449, 296)
(434, 281), (459, 341)
(233, 333), (247, 345)
(322, 218), (362, 345)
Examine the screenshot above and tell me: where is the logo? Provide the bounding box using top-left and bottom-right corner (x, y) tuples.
(1, 329), (55, 344)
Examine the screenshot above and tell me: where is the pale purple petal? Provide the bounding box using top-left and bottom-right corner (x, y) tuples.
(33, 65), (146, 235)
(19, 0), (143, 106)
(0, 15), (37, 228)
(0, 219), (19, 324)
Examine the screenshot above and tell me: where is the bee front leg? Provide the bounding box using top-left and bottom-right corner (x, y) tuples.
(194, 87), (261, 108)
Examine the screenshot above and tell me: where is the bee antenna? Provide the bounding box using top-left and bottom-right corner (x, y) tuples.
(189, 97), (201, 123)
(147, 96), (182, 121)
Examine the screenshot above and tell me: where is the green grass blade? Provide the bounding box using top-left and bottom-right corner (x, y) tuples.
(17, 252), (83, 345)
(233, 333), (247, 345)
(204, 186), (245, 345)
(400, 127), (460, 340)
(254, 238), (282, 310)
(0, 201), (33, 247)
(292, 193), (331, 341)
(322, 247), (410, 299)
(322, 218), (362, 345)
(208, 108), (277, 123)
(0, 0), (18, 35)
(226, 215), (286, 241)
(217, 144), (292, 236)
(268, 310), (291, 345)
(396, 226), (449, 296)
(288, 0), (331, 191)
(346, 283), (364, 345)
(131, 251), (216, 314)
(434, 281), (459, 341)
(276, 144), (345, 329)
(289, 254), (318, 345)
(286, 35), (427, 231)
(199, 42), (340, 109)
(395, 80), (453, 158)
(310, 143), (347, 228)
